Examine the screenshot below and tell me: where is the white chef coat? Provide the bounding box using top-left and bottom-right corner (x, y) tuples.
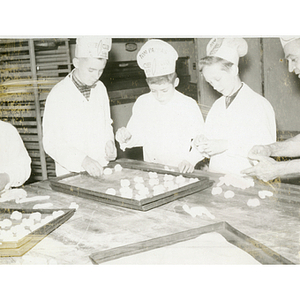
(123, 90), (205, 168)
(43, 72), (114, 176)
(205, 83), (276, 175)
(0, 121), (31, 189)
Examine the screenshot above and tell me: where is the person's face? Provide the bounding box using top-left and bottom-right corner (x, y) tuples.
(148, 81), (176, 104)
(74, 57), (107, 85)
(284, 40), (300, 77)
(202, 63), (237, 97)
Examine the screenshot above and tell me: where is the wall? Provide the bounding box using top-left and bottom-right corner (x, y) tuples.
(262, 38), (300, 132)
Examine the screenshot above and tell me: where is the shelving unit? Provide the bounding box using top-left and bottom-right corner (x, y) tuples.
(0, 38), (72, 182)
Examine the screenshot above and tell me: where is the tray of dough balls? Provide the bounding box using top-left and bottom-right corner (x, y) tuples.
(0, 207), (75, 257)
(49, 162), (213, 211)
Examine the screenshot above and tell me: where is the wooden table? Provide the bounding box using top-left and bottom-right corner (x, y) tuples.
(1, 159), (300, 265)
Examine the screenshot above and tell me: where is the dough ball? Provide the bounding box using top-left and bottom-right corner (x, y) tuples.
(211, 186), (222, 195)
(135, 183), (146, 190)
(119, 187), (133, 198)
(52, 210), (65, 218)
(29, 212), (42, 221)
(247, 198), (260, 207)
(21, 218), (34, 227)
(164, 174), (174, 181)
(149, 178), (159, 186)
(133, 176), (144, 184)
(1, 219), (12, 229)
(148, 172), (158, 179)
(120, 179), (130, 187)
(152, 184), (166, 196)
(106, 188), (116, 196)
(258, 190), (274, 199)
(175, 175), (186, 185)
(114, 164), (123, 172)
(69, 202), (79, 210)
(103, 168), (113, 175)
(224, 190), (235, 199)
(189, 178), (199, 184)
(10, 211), (23, 221)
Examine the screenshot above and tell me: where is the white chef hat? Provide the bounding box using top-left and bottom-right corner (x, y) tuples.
(137, 39), (178, 77)
(75, 36), (112, 59)
(206, 38), (248, 65)
(280, 37), (300, 49)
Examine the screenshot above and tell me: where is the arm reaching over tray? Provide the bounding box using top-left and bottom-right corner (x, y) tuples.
(242, 135), (300, 181)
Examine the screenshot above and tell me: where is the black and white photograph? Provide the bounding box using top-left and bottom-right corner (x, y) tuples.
(1, 2), (299, 299)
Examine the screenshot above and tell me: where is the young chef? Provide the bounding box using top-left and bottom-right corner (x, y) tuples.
(116, 39), (205, 173)
(242, 37), (300, 181)
(43, 37), (116, 177)
(0, 121), (31, 191)
(195, 38), (276, 175)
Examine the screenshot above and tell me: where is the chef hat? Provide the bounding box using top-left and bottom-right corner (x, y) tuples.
(137, 39), (178, 77)
(75, 36), (112, 59)
(280, 37), (300, 49)
(206, 38), (248, 65)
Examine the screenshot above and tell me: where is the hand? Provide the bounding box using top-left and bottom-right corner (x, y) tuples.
(81, 156), (103, 177)
(196, 139), (228, 156)
(178, 160), (194, 173)
(105, 140), (117, 161)
(241, 156), (279, 182)
(115, 127), (132, 144)
(248, 145), (272, 160)
(0, 173), (10, 191)
(194, 134), (208, 153)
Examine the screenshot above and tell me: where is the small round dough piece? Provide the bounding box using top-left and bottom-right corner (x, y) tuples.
(120, 179), (130, 187)
(211, 186), (222, 196)
(10, 211), (23, 221)
(247, 198), (260, 207)
(148, 172), (158, 179)
(114, 164), (123, 172)
(103, 168), (113, 175)
(133, 176), (144, 184)
(106, 188), (116, 196)
(224, 190), (235, 199)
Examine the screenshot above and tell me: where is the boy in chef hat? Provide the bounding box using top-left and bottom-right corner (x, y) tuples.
(43, 36), (117, 177)
(194, 38), (276, 176)
(116, 39), (205, 173)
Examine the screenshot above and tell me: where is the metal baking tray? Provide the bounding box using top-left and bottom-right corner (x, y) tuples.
(0, 208), (75, 257)
(89, 221), (294, 265)
(49, 162), (213, 211)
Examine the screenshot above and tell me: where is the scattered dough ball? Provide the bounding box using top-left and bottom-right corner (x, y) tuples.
(1, 219), (12, 229)
(11, 224), (25, 234)
(224, 190), (235, 199)
(103, 168), (113, 175)
(114, 164), (123, 172)
(247, 198), (261, 207)
(175, 175), (186, 185)
(148, 172), (158, 179)
(138, 187), (149, 196)
(135, 183), (146, 190)
(21, 218), (34, 227)
(10, 211), (23, 221)
(149, 178), (159, 186)
(258, 190), (274, 199)
(135, 194), (147, 201)
(120, 179), (130, 187)
(119, 187), (133, 198)
(69, 202), (79, 210)
(189, 178), (199, 184)
(164, 174), (174, 181)
(29, 212), (42, 221)
(133, 176), (144, 183)
(211, 186), (222, 195)
(106, 188), (116, 195)
(152, 184), (166, 196)
(52, 210), (65, 218)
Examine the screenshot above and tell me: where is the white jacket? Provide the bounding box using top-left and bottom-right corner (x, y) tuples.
(205, 83), (276, 175)
(123, 90), (205, 168)
(43, 72), (114, 176)
(0, 121), (31, 188)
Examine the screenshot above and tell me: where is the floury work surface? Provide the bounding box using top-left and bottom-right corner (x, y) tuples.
(0, 159), (300, 265)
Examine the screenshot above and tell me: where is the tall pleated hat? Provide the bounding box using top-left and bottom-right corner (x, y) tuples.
(206, 38), (248, 65)
(75, 36), (112, 59)
(137, 39), (178, 77)
(280, 37), (300, 49)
